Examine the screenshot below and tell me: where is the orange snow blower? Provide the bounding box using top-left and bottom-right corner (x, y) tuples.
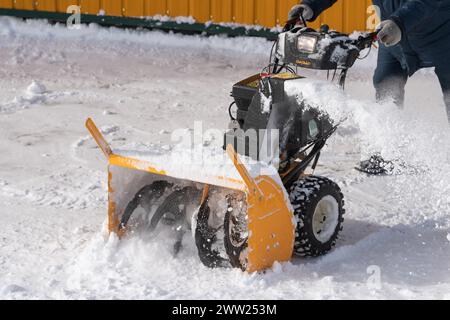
(86, 15), (377, 272)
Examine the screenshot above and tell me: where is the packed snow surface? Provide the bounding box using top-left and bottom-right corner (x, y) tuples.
(0, 17), (449, 300)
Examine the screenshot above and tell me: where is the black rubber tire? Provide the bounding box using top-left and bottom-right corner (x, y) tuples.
(289, 176), (345, 257)
(223, 194), (248, 270)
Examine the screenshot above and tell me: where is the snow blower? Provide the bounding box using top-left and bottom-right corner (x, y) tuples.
(86, 15), (377, 273)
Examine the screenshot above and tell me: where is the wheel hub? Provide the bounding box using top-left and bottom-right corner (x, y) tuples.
(312, 195), (339, 243)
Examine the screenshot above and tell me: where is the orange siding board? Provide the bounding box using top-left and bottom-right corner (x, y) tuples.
(123, 0), (144, 17)
(56, 0), (78, 13)
(210, 0), (222, 21)
(221, 0), (232, 22)
(102, 0), (123, 16)
(144, 0), (166, 16)
(79, 0), (100, 14)
(277, 0), (297, 25)
(35, 0), (56, 11)
(24, 0), (34, 9)
(243, 0), (254, 25)
(322, 0), (343, 31)
(232, 0), (255, 25)
(12, 0), (23, 9)
(4, 0), (371, 34)
(13, 0), (34, 9)
(232, 0), (243, 23)
(234, 0), (255, 24)
(343, 0), (367, 32)
(0, 0), (13, 8)
(211, 0), (233, 22)
(189, 0), (209, 22)
(255, 0), (275, 27)
(167, 0), (189, 17)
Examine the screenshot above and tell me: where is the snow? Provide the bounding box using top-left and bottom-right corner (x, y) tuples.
(0, 17), (449, 300)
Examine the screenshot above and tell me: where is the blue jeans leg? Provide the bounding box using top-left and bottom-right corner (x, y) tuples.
(434, 65), (450, 124)
(373, 47), (408, 107)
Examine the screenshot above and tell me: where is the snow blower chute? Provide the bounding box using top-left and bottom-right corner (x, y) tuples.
(86, 13), (378, 273)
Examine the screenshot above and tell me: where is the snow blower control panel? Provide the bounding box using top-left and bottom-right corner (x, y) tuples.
(276, 25), (376, 70)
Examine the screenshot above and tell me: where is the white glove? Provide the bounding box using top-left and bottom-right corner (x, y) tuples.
(288, 4), (314, 21)
(378, 20), (402, 47)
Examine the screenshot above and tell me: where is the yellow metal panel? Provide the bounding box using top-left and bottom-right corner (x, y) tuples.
(0, 0), (13, 9)
(23, 0), (372, 34)
(13, 0), (34, 9)
(123, 0), (144, 17)
(79, 0), (99, 14)
(189, 0), (209, 22)
(233, 0), (254, 25)
(210, 0), (232, 22)
(144, 0), (167, 16)
(277, 0), (298, 26)
(13, 0), (24, 9)
(322, 0), (343, 31)
(56, 0), (78, 13)
(167, 0), (189, 17)
(343, 0), (366, 32)
(221, 0), (232, 22)
(242, 0), (254, 25)
(35, 0), (56, 11)
(102, 0), (123, 16)
(255, 0), (276, 27)
(232, 0), (242, 23)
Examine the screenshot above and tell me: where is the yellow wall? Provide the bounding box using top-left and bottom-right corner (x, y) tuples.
(0, 0), (374, 33)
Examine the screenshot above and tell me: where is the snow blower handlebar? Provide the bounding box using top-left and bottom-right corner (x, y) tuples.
(284, 7), (306, 32)
(352, 31), (379, 51)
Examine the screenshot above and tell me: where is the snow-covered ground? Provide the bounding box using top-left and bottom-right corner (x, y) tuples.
(0, 17), (449, 300)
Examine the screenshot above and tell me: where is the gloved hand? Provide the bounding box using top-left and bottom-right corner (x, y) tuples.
(288, 4), (314, 21)
(378, 20), (402, 47)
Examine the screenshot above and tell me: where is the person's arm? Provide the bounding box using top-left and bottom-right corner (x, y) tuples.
(301, 0), (338, 21)
(389, 0), (440, 35)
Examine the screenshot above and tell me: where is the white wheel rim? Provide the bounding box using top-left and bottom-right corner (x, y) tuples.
(312, 195), (339, 243)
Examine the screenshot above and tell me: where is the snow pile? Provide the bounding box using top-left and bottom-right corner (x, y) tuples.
(0, 80), (76, 114)
(0, 17), (272, 62)
(16, 81), (48, 105)
(0, 81), (47, 113)
(146, 15), (197, 25)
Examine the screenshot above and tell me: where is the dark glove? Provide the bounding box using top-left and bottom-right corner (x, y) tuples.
(288, 4), (313, 21)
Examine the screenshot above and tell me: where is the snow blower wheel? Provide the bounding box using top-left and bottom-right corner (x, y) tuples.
(289, 176), (345, 257)
(224, 193), (248, 270)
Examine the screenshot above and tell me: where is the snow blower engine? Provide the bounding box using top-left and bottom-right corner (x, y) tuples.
(85, 14), (378, 273)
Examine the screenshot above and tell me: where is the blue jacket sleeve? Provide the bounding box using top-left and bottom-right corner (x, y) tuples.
(301, 0), (338, 21)
(389, 0), (440, 34)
